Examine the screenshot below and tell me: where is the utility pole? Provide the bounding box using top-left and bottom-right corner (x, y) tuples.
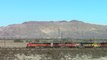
(58, 23), (63, 43)
(4, 39), (5, 48)
(58, 27), (61, 43)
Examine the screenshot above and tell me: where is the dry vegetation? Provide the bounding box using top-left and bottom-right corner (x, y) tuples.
(0, 48), (107, 60)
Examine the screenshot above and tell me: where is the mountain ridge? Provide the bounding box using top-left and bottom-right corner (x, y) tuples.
(0, 20), (107, 39)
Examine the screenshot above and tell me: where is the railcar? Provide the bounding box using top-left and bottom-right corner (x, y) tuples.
(80, 43), (101, 48)
(63, 43), (80, 48)
(100, 43), (107, 48)
(26, 43), (51, 48)
(92, 43), (101, 48)
(53, 43), (80, 48)
(80, 43), (93, 48)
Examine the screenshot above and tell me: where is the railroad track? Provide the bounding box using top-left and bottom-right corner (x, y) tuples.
(0, 48), (107, 51)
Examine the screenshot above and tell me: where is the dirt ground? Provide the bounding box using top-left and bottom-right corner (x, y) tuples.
(0, 48), (107, 60)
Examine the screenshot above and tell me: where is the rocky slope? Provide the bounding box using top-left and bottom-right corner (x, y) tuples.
(0, 20), (107, 39)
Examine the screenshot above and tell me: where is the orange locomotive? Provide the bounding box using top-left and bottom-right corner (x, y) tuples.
(26, 43), (51, 48)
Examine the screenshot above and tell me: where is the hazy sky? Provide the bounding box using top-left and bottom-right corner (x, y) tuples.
(0, 0), (107, 26)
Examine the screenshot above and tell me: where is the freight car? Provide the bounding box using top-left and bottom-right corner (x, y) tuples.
(52, 43), (80, 48)
(100, 42), (107, 48)
(80, 43), (101, 48)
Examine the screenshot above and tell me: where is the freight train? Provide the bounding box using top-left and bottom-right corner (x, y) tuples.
(26, 42), (107, 48)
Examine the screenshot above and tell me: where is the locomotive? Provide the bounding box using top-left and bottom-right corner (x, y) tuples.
(26, 42), (107, 48)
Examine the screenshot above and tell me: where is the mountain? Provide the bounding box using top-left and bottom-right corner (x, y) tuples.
(0, 20), (107, 39)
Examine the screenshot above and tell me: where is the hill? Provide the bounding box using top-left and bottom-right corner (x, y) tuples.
(0, 20), (107, 39)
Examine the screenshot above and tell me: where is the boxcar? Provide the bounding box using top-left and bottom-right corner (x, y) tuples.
(101, 43), (107, 48)
(65, 44), (80, 48)
(81, 43), (93, 48)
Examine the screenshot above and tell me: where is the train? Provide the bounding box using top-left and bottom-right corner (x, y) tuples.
(26, 42), (107, 48)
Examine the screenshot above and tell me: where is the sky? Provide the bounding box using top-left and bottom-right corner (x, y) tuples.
(0, 0), (107, 26)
